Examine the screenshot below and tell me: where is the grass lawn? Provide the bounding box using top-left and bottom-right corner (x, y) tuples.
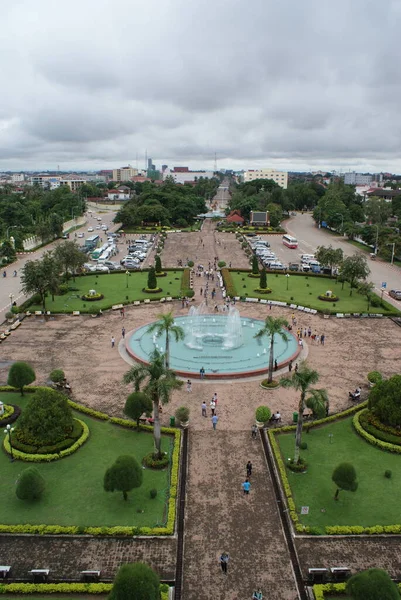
(276, 417), (401, 532)
(0, 393), (171, 528)
(229, 272), (398, 314)
(29, 271), (183, 313)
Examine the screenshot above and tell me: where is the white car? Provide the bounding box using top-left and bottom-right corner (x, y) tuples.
(96, 225), (101, 230)
(83, 263), (97, 272)
(96, 264), (109, 272)
(88, 227), (94, 232)
(78, 232), (84, 238)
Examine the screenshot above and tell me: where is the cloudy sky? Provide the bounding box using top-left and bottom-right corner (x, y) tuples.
(1, 0), (401, 173)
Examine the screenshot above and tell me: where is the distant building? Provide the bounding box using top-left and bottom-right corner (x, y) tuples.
(163, 167), (214, 184)
(243, 169), (288, 189)
(226, 210), (244, 225)
(107, 188), (130, 201)
(112, 166), (138, 182)
(250, 211), (270, 225)
(11, 173), (24, 183)
(59, 179), (86, 192)
(366, 188), (401, 202)
(344, 172), (373, 185)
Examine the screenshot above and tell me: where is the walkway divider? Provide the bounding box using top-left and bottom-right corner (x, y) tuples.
(174, 427), (188, 600)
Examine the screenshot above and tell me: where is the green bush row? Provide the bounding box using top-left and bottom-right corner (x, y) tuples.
(220, 268), (236, 297)
(358, 410), (401, 446)
(180, 267), (192, 298)
(0, 582), (169, 599)
(353, 410), (401, 454)
(3, 420), (89, 462)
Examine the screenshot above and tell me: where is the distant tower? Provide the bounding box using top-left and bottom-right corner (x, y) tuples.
(214, 152), (217, 172)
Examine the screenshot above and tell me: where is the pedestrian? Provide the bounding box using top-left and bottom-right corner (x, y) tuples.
(212, 392), (218, 403)
(274, 359), (278, 371)
(288, 360), (293, 372)
(242, 478), (251, 495)
(212, 414), (218, 430)
(315, 334), (320, 344)
(186, 379), (192, 392)
(304, 328), (307, 337)
(121, 327), (125, 339)
(252, 589), (263, 599)
(200, 366), (205, 379)
(321, 334), (325, 345)
(295, 362), (299, 373)
(111, 336), (115, 348)
(201, 401), (207, 417)
(308, 327), (312, 337)
(210, 400), (216, 416)
(251, 424), (258, 439)
(220, 552), (229, 574)
(246, 461), (253, 477)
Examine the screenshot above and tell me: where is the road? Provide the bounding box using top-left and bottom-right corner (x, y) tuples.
(210, 179), (231, 213)
(0, 205), (119, 318)
(261, 212), (401, 309)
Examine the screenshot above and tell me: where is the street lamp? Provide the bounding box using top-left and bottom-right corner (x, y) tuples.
(286, 273), (290, 290)
(374, 224), (379, 255)
(9, 293), (13, 310)
(387, 242), (396, 265)
(4, 424), (15, 462)
(126, 270), (130, 288)
(6, 225), (18, 239)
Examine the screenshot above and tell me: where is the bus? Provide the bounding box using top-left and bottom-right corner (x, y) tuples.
(85, 234), (100, 248)
(282, 234), (298, 249)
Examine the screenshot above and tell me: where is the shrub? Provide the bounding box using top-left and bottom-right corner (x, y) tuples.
(155, 255), (162, 273)
(180, 268), (191, 298)
(143, 452), (169, 469)
(218, 261), (226, 268)
(104, 455), (143, 501)
(385, 470), (392, 478)
(150, 488), (158, 499)
(221, 268), (236, 297)
(109, 563), (160, 600)
(300, 441), (308, 450)
(368, 374), (401, 426)
(346, 568), (399, 600)
(255, 405), (271, 423)
(251, 254), (259, 276)
(187, 260), (194, 268)
(332, 462), (358, 500)
(259, 267), (267, 289)
(147, 267), (157, 290)
(367, 370), (383, 384)
(287, 457), (307, 472)
(58, 283), (69, 295)
(49, 369), (65, 384)
(175, 406), (189, 422)
(124, 392), (152, 430)
(16, 467), (46, 500)
(88, 305), (100, 315)
(7, 362), (36, 396)
(17, 388), (74, 445)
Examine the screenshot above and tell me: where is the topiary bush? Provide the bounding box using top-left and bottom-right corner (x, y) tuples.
(16, 467), (46, 501)
(147, 267), (158, 290)
(143, 452), (169, 469)
(218, 261), (226, 268)
(17, 388), (74, 446)
(255, 405), (271, 423)
(150, 488), (158, 499)
(7, 362), (36, 396)
(368, 374), (400, 426)
(49, 369), (65, 384)
(385, 470), (392, 479)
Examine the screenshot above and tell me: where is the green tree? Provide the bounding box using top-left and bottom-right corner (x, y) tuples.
(21, 259), (51, 311)
(254, 317), (289, 384)
(368, 375), (401, 426)
(155, 254), (162, 273)
(332, 462), (358, 500)
(365, 196), (392, 225)
(357, 281), (375, 311)
(251, 254), (259, 275)
(281, 363), (328, 462)
(147, 267), (157, 290)
(109, 563), (160, 600)
(104, 455), (143, 501)
(49, 212), (64, 238)
(339, 255), (370, 295)
(123, 350), (183, 457)
(259, 267), (267, 289)
(314, 245), (344, 275)
(7, 361), (36, 396)
(146, 312), (185, 369)
(49, 369), (65, 384)
(16, 467), (46, 501)
(18, 388), (74, 444)
(124, 392), (153, 430)
(346, 568), (399, 600)
(42, 251), (61, 301)
(266, 202), (282, 227)
(54, 241), (85, 281)
(0, 240), (16, 261)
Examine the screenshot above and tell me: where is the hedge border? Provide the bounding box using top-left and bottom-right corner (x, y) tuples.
(313, 582), (401, 598)
(0, 388), (181, 537)
(353, 409), (401, 453)
(0, 404), (21, 427)
(0, 582), (169, 599)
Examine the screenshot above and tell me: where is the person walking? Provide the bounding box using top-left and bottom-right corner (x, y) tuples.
(321, 334), (325, 345)
(200, 366), (205, 380)
(274, 359), (278, 371)
(220, 552), (229, 575)
(242, 478), (251, 495)
(111, 336), (115, 348)
(246, 461), (253, 477)
(212, 392), (218, 404)
(295, 362), (299, 373)
(210, 400), (216, 416)
(201, 401), (207, 417)
(212, 414), (218, 430)
(251, 424), (258, 439)
(121, 327), (125, 339)
(186, 379), (192, 392)
(288, 360), (293, 372)
(252, 589), (263, 599)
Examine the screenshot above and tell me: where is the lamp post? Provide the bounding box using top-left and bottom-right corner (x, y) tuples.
(286, 273), (290, 290)
(6, 225), (18, 239)
(387, 242), (396, 265)
(9, 293), (13, 310)
(4, 424), (15, 461)
(126, 270), (130, 288)
(374, 224), (379, 255)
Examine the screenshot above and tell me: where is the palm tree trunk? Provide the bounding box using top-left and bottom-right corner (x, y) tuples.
(294, 392), (305, 463)
(268, 335), (274, 383)
(153, 398), (162, 458)
(165, 333), (170, 369)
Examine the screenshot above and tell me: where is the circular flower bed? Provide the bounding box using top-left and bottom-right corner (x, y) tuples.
(4, 418), (89, 461)
(142, 287), (163, 294)
(81, 293), (104, 302)
(318, 294), (339, 302)
(287, 457), (308, 472)
(143, 451), (169, 469)
(0, 404), (21, 427)
(254, 287), (272, 294)
(260, 379), (279, 389)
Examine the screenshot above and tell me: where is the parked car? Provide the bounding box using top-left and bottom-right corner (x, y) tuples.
(78, 232), (84, 238)
(96, 264), (110, 272)
(104, 261), (121, 270)
(389, 290), (401, 300)
(88, 227), (94, 232)
(289, 263), (299, 271)
(96, 225), (101, 230)
(83, 263), (97, 272)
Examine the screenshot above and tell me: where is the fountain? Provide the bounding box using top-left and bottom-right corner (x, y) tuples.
(126, 305), (300, 379)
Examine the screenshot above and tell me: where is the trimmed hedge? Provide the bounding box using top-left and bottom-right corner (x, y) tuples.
(3, 419), (89, 462)
(221, 268), (236, 297)
(0, 583), (169, 600)
(353, 410), (401, 453)
(180, 267), (191, 297)
(0, 404), (20, 427)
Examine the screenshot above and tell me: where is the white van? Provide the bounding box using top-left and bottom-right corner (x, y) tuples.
(300, 254), (315, 263)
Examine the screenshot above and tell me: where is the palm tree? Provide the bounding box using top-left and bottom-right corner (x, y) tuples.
(147, 312), (185, 369)
(123, 350), (183, 458)
(254, 316), (289, 383)
(281, 363), (328, 463)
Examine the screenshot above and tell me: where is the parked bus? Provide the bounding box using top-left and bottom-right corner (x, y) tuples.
(282, 234), (298, 249)
(85, 234), (100, 248)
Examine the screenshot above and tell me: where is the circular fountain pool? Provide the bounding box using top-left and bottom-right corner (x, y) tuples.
(126, 307), (300, 379)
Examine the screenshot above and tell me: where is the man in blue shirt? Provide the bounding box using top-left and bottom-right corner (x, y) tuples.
(242, 478), (251, 494)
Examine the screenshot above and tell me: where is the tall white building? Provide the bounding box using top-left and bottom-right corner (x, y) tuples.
(344, 172), (373, 185)
(113, 166), (138, 181)
(243, 169), (288, 189)
(163, 167), (214, 184)
(11, 173), (24, 183)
